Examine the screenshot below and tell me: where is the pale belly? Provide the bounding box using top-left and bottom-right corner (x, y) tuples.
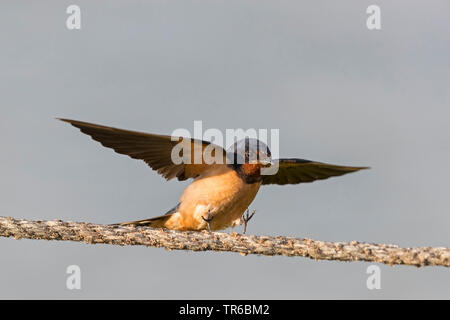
(164, 166), (261, 231)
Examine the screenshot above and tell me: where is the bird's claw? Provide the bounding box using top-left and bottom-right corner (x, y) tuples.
(202, 210), (214, 231)
(242, 209), (256, 234)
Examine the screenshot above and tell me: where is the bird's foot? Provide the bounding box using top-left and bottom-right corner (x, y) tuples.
(241, 209), (256, 234)
(202, 210), (214, 231)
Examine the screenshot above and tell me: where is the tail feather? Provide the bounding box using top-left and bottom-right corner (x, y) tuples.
(114, 213), (173, 228)
(111, 203), (179, 228)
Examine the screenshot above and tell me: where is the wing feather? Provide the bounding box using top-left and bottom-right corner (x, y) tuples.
(59, 118), (226, 181)
(262, 158), (368, 185)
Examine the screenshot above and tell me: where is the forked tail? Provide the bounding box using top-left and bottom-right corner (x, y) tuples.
(111, 203), (179, 228)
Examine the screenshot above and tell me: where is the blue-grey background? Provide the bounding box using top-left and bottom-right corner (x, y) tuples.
(0, 1), (449, 298)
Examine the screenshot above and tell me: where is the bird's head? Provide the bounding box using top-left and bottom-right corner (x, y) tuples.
(227, 138), (272, 181)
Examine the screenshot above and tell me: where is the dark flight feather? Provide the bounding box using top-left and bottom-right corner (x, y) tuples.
(261, 158), (369, 185)
(58, 118), (227, 181)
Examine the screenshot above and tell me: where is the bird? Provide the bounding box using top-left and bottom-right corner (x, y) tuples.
(59, 118), (369, 232)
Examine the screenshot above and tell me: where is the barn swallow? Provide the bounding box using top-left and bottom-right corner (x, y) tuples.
(59, 119), (368, 232)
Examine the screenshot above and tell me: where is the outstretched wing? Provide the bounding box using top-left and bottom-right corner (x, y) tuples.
(59, 119), (227, 181)
(261, 158), (369, 185)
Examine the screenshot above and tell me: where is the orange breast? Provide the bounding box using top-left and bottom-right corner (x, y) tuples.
(164, 165), (261, 231)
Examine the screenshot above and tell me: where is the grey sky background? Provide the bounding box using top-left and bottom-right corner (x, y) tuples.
(1, 1), (449, 298)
